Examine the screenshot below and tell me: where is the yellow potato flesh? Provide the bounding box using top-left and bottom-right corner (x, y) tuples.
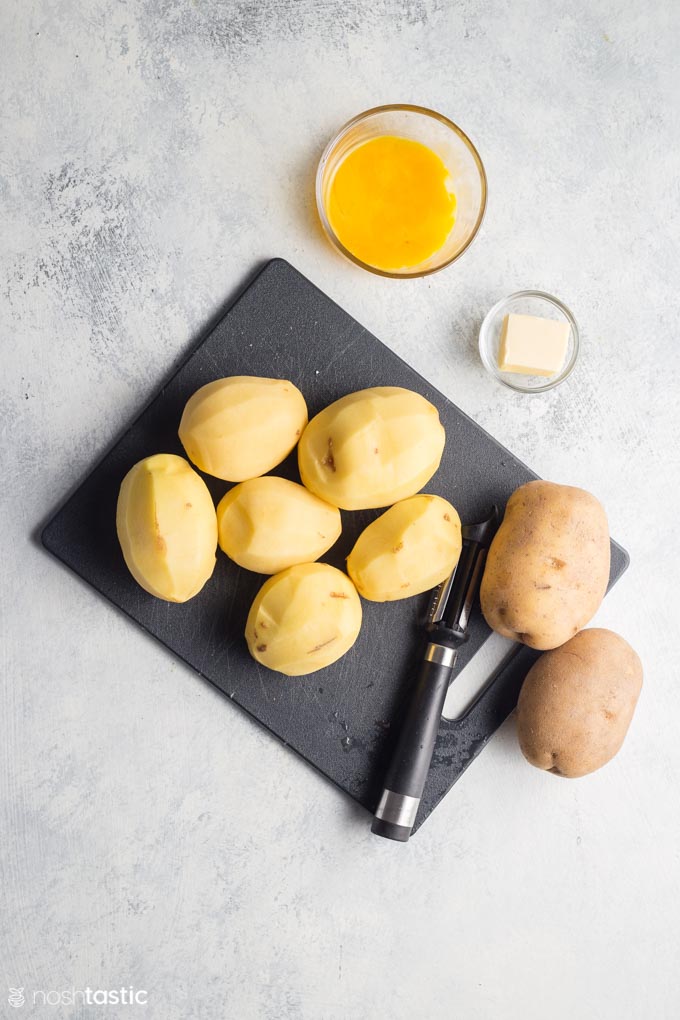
(179, 376), (308, 482)
(347, 495), (462, 601)
(116, 454), (217, 602)
(246, 563), (362, 676)
(217, 476), (342, 574)
(297, 387), (445, 510)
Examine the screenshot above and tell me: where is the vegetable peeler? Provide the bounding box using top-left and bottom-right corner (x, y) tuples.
(371, 507), (499, 842)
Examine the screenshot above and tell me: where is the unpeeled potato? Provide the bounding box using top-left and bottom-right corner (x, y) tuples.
(179, 376), (308, 482)
(245, 563), (362, 676)
(216, 476), (341, 574)
(517, 628), (643, 777)
(298, 386), (445, 510)
(347, 495), (462, 601)
(481, 480), (610, 650)
(116, 453), (217, 602)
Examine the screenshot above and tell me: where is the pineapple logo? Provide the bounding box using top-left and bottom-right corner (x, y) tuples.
(8, 987), (25, 1007)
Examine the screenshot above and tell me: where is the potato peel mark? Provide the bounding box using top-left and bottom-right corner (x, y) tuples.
(329, 591), (348, 599)
(308, 636), (336, 653)
(321, 437), (336, 472)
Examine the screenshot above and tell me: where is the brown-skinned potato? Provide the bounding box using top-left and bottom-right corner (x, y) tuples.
(480, 480), (610, 650)
(516, 628), (643, 777)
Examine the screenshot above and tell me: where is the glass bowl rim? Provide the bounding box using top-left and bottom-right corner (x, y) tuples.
(478, 289), (581, 393)
(315, 103), (488, 280)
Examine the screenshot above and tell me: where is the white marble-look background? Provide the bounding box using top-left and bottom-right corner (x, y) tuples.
(2, 1), (679, 1017)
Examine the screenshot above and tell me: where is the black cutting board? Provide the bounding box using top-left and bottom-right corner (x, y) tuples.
(42, 259), (629, 834)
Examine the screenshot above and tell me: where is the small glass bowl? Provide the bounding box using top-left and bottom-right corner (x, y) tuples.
(315, 104), (487, 279)
(478, 290), (580, 393)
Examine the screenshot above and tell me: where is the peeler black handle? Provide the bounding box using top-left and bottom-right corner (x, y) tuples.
(371, 642), (457, 842)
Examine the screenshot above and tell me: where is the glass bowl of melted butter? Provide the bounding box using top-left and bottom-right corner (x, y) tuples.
(316, 105), (487, 278)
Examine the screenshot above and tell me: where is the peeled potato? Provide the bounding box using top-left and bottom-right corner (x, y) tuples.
(216, 476), (341, 574)
(246, 563), (362, 676)
(179, 376), (308, 482)
(298, 387), (445, 510)
(347, 495), (462, 601)
(116, 453), (217, 602)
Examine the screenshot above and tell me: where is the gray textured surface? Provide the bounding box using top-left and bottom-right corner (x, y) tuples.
(1, 1), (679, 1018)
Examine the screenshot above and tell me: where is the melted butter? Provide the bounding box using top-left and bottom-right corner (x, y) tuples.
(327, 135), (456, 271)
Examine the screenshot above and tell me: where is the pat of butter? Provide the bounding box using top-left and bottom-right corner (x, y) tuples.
(498, 312), (570, 377)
